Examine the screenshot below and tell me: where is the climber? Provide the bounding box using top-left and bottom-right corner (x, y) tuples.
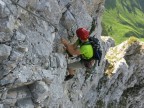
(61, 28), (96, 81)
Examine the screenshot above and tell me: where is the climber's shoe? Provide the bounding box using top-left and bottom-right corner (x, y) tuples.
(64, 75), (74, 81)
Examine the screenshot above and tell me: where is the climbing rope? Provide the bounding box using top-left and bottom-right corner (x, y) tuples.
(11, 0), (58, 31)
(10, 0), (75, 33)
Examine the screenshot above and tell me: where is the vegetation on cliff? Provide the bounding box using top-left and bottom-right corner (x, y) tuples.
(102, 0), (144, 44)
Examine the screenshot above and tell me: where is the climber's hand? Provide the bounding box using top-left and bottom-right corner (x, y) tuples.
(61, 38), (69, 46)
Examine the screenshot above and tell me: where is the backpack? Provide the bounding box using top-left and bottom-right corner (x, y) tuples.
(82, 36), (102, 66)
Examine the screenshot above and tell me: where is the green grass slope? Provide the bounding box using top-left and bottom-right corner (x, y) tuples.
(102, 0), (144, 44)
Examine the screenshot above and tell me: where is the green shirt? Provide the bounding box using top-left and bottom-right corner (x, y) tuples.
(75, 39), (93, 59)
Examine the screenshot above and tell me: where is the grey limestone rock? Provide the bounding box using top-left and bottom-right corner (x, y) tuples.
(1, 0), (144, 108)
(0, 44), (11, 63)
(16, 98), (34, 108)
(0, 104), (3, 108)
(0, 0), (10, 18)
(29, 81), (49, 103)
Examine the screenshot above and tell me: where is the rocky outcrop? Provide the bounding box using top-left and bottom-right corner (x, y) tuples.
(0, 0), (144, 108)
(94, 37), (144, 108)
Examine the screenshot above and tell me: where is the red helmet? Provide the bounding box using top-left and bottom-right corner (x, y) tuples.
(76, 28), (89, 40)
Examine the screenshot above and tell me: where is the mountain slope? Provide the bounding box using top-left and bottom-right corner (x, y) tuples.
(102, 0), (144, 44)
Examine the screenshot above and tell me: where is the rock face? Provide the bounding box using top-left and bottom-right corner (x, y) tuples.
(0, 0), (144, 108)
(89, 37), (144, 108)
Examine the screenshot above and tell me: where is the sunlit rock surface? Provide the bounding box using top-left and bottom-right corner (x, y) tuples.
(0, 0), (144, 108)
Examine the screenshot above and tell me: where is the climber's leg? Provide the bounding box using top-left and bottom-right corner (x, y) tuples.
(64, 61), (85, 81)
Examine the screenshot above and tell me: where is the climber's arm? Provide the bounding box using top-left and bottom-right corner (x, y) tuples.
(65, 44), (81, 56)
(61, 38), (81, 56)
